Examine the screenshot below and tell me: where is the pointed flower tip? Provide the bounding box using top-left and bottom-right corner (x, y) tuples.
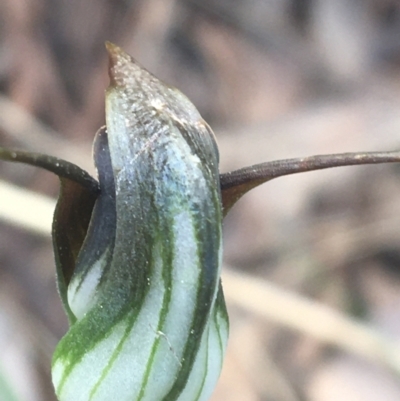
(105, 41), (122, 59)
(105, 41), (130, 87)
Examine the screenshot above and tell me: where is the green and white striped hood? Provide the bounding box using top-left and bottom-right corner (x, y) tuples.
(51, 43), (229, 401)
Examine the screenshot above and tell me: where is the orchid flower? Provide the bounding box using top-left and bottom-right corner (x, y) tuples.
(1, 43), (400, 401)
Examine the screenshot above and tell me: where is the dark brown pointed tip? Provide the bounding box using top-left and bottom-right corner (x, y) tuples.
(105, 41), (126, 86)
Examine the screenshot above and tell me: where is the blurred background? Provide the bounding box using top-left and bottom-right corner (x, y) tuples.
(1, 0), (400, 400)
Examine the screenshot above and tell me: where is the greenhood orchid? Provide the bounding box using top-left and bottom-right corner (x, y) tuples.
(1, 43), (400, 401)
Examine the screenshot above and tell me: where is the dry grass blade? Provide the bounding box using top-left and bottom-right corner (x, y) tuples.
(0, 180), (55, 236)
(222, 268), (400, 374)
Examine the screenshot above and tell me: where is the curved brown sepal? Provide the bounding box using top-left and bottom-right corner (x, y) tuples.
(0, 144), (100, 322)
(220, 151), (400, 216)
